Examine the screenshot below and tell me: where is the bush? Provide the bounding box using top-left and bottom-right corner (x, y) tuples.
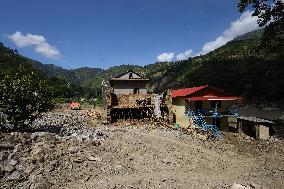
(0, 62), (52, 131)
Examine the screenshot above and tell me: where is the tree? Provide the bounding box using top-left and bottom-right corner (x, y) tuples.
(238, 0), (284, 51)
(0, 62), (52, 131)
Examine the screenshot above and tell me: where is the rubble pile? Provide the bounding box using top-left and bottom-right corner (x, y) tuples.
(86, 109), (101, 119)
(180, 127), (222, 141)
(32, 111), (92, 136)
(0, 110), (284, 188)
(0, 131), (107, 188)
(0, 110), (108, 189)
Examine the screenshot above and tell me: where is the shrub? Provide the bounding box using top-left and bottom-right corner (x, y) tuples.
(0, 62), (52, 131)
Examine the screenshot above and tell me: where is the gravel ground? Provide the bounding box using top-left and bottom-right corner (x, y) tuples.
(1, 110), (284, 189)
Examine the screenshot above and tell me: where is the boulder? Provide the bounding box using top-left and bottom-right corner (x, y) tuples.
(6, 171), (21, 181)
(4, 164), (15, 173)
(0, 141), (14, 150)
(87, 155), (102, 162)
(232, 183), (252, 189)
(10, 159), (18, 166)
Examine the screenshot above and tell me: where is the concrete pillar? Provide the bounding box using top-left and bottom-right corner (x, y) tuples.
(237, 119), (244, 134)
(257, 125), (270, 140)
(154, 94), (162, 118)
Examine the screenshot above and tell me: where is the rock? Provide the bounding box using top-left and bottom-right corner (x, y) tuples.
(250, 183), (261, 189)
(25, 165), (36, 175)
(87, 155), (102, 162)
(13, 143), (22, 153)
(30, 182), (51, 189)
(73, 158), (83, 163)
(162, 157), (172, 164)
(10, 159), (18, 166)
(8, 152), (15, 160)
(68, 146), (80, 154)
(4, 164), (15, 173)
(31, 132), (48, 141)
(0, 141), (14, 150)
(35, 155), (45, 163)
(196, 133), (209, 141)
(49, 160), (58, 166)
(232, 183), (252, 189)
(115, 165), (123, 169)
(92, 140), (101, 146)
(0, 151), (8, 161)
(45, 164), (55, 172)
(6, 171), (21, 181)
(0, 162), (4, 173)
(96, 130), (104, 137)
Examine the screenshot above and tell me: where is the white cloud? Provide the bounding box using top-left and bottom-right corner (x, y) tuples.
(157, 52), (174, 62)
(198, 11), (259, 55)
(8, 31), (61, 59)
(156, 11), (260, 61)
(34, 43), (61, 59)
(176, 49), (193, 60)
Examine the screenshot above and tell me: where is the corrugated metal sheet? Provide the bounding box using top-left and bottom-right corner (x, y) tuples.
(171, 85), (208, 98)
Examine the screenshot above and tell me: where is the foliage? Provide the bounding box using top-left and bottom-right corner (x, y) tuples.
(47, 77), (84, 98)
(238, 0), (284, 51)
(0, 42), (88, 100)
(238, 0), (283, 26)
(0, 62), (52, 130)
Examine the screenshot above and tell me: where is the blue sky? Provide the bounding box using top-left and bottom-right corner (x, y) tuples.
(0, 0), (259, 69)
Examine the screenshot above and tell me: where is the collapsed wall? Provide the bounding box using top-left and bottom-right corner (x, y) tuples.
(102, 82), (172, 123)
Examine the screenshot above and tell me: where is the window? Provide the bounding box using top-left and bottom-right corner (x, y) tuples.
(210, 100), (221, 108)
(134, 88), (139, 94)
(129, 73), (133, 79)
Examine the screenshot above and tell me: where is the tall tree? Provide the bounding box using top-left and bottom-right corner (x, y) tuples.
(238, 0), (284, 51)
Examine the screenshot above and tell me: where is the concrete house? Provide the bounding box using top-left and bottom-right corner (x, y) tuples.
(171, 85), (240, 131)
(110, 69), (149, 95)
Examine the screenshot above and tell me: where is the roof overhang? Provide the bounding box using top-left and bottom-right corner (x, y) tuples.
(110, 78), (149, 81)
(186, 96), (241, 101)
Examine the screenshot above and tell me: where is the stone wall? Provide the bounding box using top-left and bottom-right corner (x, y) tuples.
(111, 80), (147, 95)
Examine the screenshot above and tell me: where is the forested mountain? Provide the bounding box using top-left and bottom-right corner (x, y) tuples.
(1, 28), (283, 102)
(30, 61), (103, 84)
(0, 43), (84, 99)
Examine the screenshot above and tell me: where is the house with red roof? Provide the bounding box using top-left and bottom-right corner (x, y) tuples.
(171, 85), (241, 130)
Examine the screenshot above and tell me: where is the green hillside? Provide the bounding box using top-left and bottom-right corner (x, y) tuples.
(30, 61), (103, 84)
(0, 43), (84, 99)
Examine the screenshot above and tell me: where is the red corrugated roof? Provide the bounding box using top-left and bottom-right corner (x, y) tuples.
(171, 85), (241, 100)
(171, 85), (208, 98)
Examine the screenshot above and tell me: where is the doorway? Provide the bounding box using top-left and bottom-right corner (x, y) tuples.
(133, 88), (139, 94)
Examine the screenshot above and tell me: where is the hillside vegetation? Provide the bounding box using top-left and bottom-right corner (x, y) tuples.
(0, 43), (84, 99)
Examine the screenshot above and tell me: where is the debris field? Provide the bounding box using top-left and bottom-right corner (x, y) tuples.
(0, 110), (284, 189)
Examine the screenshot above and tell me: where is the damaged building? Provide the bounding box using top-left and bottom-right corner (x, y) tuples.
(102, 69), (172, 123)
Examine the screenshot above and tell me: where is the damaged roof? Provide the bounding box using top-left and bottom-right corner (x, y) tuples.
(110, 69), (149, 81)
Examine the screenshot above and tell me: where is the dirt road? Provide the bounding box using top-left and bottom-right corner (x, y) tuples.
(66, 126), (284, 189)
